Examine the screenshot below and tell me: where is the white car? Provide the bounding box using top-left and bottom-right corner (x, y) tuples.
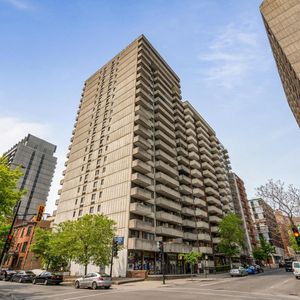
(229, 266), (248, 277)
(74, 273), (111, 290)
(292, 261), (300, 279)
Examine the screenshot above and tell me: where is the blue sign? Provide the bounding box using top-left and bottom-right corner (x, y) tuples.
(115, 236), (124, 245)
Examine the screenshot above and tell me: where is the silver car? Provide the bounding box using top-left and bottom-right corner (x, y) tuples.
(74, 273), (111, 290)
(229, 266), (248, 277)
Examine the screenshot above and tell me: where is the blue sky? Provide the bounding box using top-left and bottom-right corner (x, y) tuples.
(0, 0), (299, 214)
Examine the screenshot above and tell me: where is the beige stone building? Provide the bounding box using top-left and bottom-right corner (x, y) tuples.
(260, 0), (300, 127)
(54, 35), (234, 276)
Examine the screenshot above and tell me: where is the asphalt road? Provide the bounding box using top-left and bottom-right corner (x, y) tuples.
(0, 269), (299, 300)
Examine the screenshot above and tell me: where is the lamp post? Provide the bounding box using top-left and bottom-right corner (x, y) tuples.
(205, 255), (208, 278)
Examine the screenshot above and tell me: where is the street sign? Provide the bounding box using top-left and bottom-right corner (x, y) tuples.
(115, 236), (124, 245)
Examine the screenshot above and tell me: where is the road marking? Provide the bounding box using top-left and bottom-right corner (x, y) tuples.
(64, 289), (139, 300)
(270, 278), (290, 289)
(27, 290), (90, 299)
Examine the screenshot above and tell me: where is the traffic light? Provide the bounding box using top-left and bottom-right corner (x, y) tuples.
(36, 205), (45, 222)
(112, 239), (118, 257)
(4, 234), (14, 251)
(156, 241), (164, 253)
(292, 226), (300, 246)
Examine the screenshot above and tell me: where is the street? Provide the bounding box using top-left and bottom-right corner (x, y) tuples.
(0, 269), (299, 300)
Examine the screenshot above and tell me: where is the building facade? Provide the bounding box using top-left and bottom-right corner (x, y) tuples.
(229, 173), (258, 257)
(3, 219), (51, 270)
(260, 0), (300, 127)
(4, 134), (57, 220)
(249, 198), (285, 263)
(54, 35), (234, 276)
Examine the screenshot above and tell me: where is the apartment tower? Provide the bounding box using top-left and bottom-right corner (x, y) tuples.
(55, 35), (234, 276)
(4, 134), (57, 220)
(260, 0), (300, 127)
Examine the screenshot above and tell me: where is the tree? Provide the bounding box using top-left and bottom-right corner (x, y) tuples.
(0, 223), (10, 250)
(0, 156), (25, 223)
(218, 213), (245, 268)
(180, 251), (202, 279)
(289, 231), (300, 253)
(256, 179), (300, 226)
(253, 235), (275, 267)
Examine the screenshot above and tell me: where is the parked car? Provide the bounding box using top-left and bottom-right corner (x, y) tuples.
(32, 271), (63, 285)
(74, 273), (112, 290)
(292, 261), (300, 279)
(229, 267), (248, 277)
(11, 270), (36, 283)
(285, 261), (293, 272)
(246, 265), (257, 275)
(254, 265), (264, 273)
(0, 270), (17, 281)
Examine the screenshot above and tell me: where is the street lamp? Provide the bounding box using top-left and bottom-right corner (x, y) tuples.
(205, 255), (208, 278)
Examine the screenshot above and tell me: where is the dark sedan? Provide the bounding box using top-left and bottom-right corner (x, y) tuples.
(32, 271), (63, 285)
(11, 270), (35, 283)
(0, 270), (17, 281)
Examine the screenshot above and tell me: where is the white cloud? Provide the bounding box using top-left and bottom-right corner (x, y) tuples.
(0, 116), (49, 154)
(3, 0), (31, 11)
(199, 22), (268, 89)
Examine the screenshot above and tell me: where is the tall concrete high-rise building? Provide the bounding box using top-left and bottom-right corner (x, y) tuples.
(260, 0), (300, 127)
(229, 173), (258, 257)
(4, 134), (57, 220)
(249, 198), (285, 263)
(55, 35), (234, 276)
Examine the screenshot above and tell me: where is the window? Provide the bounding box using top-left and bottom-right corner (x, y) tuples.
(105, 145), (108, 151)
(101, 179), (104, 185)
(95, 170), (99, 176)
(106, 136), (109, 141)
(78, 210), (83, 216)
(97, 205), (101, 212)
(102, 167), (106, 173)
(99, 191), (102, 198)
(89, 207), (94, 214)
(27, 227), (32, 236)
(77, 187), (80, 193)
(93, 181), (98, 188)
(21, 228), (25, 237)
(73, 211), (76, 217)
(21, 242), (28, 253)
(104, 156), (107, 162)
(82, 185), (87, 192)
(91, 193), (96, 201)
(75, 198), (78, 205)
(80, 197), (84, 204)
(79, 176), (82, 182)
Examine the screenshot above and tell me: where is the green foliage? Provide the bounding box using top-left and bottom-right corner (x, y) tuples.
(252, 247), (266, 261)
(0, 222), (10, 250)
(215, 265), (231, 272)
(253, 235), (275, 262)
(0, 156), (25, 223)
(289, 231), (300, 252)
(217, 213), (245, 264)
(180, 251), (202, 277)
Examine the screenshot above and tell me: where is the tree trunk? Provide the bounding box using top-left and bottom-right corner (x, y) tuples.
(84, 264), (88, 275)
(229, 257), (232, 269)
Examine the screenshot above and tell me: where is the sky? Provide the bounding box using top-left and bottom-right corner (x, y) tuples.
(0, 0), (299, 215)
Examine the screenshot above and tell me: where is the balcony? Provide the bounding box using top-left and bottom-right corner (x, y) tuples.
(132, 173), (152, 187)
(133, 135), (152, 150)
(199, 147), (211, 157)
(219, 188), (227, 196)
(182, 207), (194, 216)
(156, 211), (182, 224)
(198, 233), (211, 241)
(134, 114), (151, 130)
(193, 188), (205, 197)
(202, 162), (215, 173)
(187, 135), (197, 146)
(214, 160), (223, 168)
(156, 197), (181, 212)
(156, 150), (177, 167)
(134, 124), (152, 139)
(216, 173), (226, 181)
(156, 172), (178, 188)
(183, 232), (197, 240)
(199, 246), (213, 254)
(210, 226), (218, 233)
(191, 169), (202, 178)
(129, 219), (154, 232)
(130, 202), (154, 217)
(218, 181), (226, 188)
(155, 160), (178, 178)
(212, 237), (221, 244)
(156, 226), (183, 238)
(201, 154), (214, 166)
(132, 159), (152, 174)
(178, 165), (190, 174)
(182, 219), (196, 227)
(187, 143), (198, 153)
(192, 178), (203, 188)
(194, 198), (206, 207)
(164, 242), (192, 254)
(215, 167), (225, 174)
(177, 147), (188, 157)
(128, 238), (158, 252)
(207, 196), (221, 206)
(196, 221), (209, 229)
(155, 121), (176, 139)
(178, 156), (190, 167)
(156, 184), (180, 200)
(203, 169), (217, 181)
(156, 130), (176, 148)
(179, 174), (191, 185)
(185, 114), (193, 123)
(208, 205), (223, 216)
(195, 209), (208, 218)
(155, 140), (176, 156)
(198, 133), (211, 146)
(179, 184), (193, 195)
(133, 147), (152, 162)
(205, 187), (219, 197)
(189, 151), (199, 161)
(186, 127), (196, 137)
(198, 139), (211, 150)
(190, 160), (201, 169)
(204, 178), (218, 189)
(181, 196), (194, 205)
(131, 187), (152, 201)
(209, 215), (222, 223)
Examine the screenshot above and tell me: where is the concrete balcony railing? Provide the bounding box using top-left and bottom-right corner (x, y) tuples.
(133, 147), (152, 162)
(216, 173), (226, 181)
(203, 169), (217, 181)
(130, 202), (154, 217)
(201, 154), (214, 166)
(155, 160), (178, 178)
(198, 133), (211, 146)
(193, 188), (205, 197)
(199, 246), (213, 254)
(189, 151), (199, 161)
(156, 150), (177, 167)
(219, 188), (227, 196)
(155, 121), (176, 139)
(221, 196), (230, 204)
(129, 219), (154, 233)
(177, 147), (188, 157)
(184, 105), (194, 117)
(212, 237), (221, 244)
(212, 153), (221, 161)
(199, 147), (211, 157)
(198, 138), (211, 150)
(204, 178), (219, 189)
(202, 162), (215, 173)
(190, 160), (201, 169)
(187, 143), (198, 153)
(198, 233), (211, 241)
(182, 207), (195, 216)
(156, 172), (179, 188)
(128, 238), (158, 252)
(156, 197), (181, 212)
(156, 130), (176, 148)
(156, 211), (182, 224)
(156, 226), (184, 238)
(155, 140), (176, 157)
(215, 166), (225, 174)
(185, 114), (193, 123)
(183, 232), (197, 240)
(182, 219), (196, 227)
(186, 127), (196, 138)
(132, 173), (152, 187)
(179, 184), (193, 195)
(223, 205), (231, 212)
(205, 187), (219, 197)
(191, 169), (202, 178)
(196, 221), (209, 229)
(131, 187), (152, 201)
(134, 124), (152, 139)
(134, 114), (151, 130)
(132, 159), (152, 175)
(208, 205), (223, 216)
(207, 196), (221, 206)
(181, 196), (194, 205)
(209, 215), (222, 223)
(179, 174), (191, 185)
(156, 184), (180, 200)
(164, 242), (192, 254)
(179, 165), (190, 174)
(218, 181), (226, 188)
(178, 156), (190, 167)
(195, 208), (208, 218)
(133, 135), (152, 150)
(192, 178), (204, 188)
(194, 198), (206, 207)
(210, 226), (219, 233)
(187, 135), (197, 146)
